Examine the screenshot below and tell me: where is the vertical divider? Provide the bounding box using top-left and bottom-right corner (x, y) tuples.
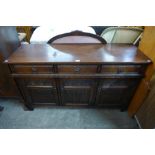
(53, 64), (62, 106)
(92, 64), (102, 106)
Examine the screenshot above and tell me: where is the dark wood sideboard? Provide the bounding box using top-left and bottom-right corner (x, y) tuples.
(5, 44), (152, 110)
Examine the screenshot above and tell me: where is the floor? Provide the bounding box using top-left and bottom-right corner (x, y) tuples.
(0, 99), (138, 129)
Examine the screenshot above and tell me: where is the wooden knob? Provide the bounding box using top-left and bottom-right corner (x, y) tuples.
(74, 66), (80, 72)
(32, 67), (37, 73)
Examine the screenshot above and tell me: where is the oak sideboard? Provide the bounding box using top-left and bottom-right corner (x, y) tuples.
(5, 44), (152, 110)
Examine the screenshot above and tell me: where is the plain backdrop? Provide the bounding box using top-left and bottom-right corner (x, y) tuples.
(0, 0), (155, 155)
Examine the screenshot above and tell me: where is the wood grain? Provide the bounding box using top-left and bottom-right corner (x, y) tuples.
(5, 44), (151, 64)
(5, 43), (151, 110)
(128, 26), (155, 116)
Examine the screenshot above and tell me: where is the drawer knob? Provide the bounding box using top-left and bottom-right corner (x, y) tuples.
(73, 66), (80, 72)
(32, 67), (37, 73)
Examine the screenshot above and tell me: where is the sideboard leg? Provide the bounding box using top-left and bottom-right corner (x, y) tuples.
(0, 106), (4, 111)
(24, 104), (34, 111)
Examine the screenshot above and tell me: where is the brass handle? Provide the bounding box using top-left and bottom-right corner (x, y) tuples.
(31, 67), (37, 73)
(73, 66), (80, 72)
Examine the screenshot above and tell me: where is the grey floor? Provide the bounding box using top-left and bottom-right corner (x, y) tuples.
(0, 99), (138, 129)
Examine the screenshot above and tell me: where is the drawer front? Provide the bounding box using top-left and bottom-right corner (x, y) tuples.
(12, 65), (54, 74)
(101, 65), (144, 75)
(57, 65), (98, 74)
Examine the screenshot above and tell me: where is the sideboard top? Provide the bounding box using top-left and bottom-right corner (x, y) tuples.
(5, 44), (152, 64)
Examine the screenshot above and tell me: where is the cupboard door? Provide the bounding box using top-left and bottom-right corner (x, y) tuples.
(27, 87), (57, 104)
(96, 78), (140, 109)
(16, 78), (58, 105)
(60, 78), (96, 106)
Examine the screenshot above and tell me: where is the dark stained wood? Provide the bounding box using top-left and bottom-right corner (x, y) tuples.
(16, 77), (58, 106)
(48, 30), (107, 44)
(5, 44), (151, 64)
(11, 73), (143, 78)
(0, 26), (20, 97)
(57, 65), (98, 74)
(96, 78), (141, 110)
(5, 43), (151, 111)
(12, 64), (54, 74)
(60, 78), (96, 106)
(101, 64), (146, 75)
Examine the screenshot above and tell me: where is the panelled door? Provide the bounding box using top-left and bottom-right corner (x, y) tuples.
(95, 78), (141, 109)
(16, 77), (59, 106)
(60, 78), (97, 106)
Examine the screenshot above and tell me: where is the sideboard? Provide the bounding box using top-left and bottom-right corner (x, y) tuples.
(5, 44), (152, 110)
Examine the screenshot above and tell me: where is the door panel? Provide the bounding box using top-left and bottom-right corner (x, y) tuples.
(16, 77), (58, 105)
(60, 78), (96, 106)
(96, 78), (140, 109)
(28, 87), (57, 104)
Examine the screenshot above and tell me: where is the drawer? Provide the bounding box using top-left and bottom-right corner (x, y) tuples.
(57, 65), (98, 74)
(12, 65), (54, 74)
(101, 65), (144, 75)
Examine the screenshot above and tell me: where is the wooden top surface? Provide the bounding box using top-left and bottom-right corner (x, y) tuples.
(5, 44), (152, 64)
